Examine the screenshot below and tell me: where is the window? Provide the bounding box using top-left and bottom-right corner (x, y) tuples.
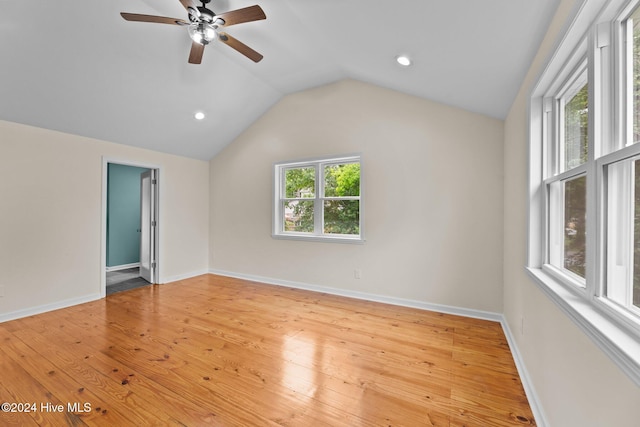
(545, 68), (589, 284)
(273, 155), (363, 243)
(528, 0), (640, 386)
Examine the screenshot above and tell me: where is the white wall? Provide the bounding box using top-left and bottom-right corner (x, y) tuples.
(210, 80), (504, 313)
(503, 1), (640, 425)
(0, 120), (209, 319)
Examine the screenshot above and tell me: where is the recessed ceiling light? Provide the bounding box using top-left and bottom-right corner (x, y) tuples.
(194, 112), (205, 120)
(396, 55), (412, 66)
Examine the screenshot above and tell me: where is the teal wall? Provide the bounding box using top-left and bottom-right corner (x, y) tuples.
(106, 164), (150, 268)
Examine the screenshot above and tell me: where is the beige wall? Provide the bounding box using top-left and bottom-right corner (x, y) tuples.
(503, 0), (640, 425)
(6, 11), (636, 420)
(210, 80), (505, 313)
(0, 120), (209, 318)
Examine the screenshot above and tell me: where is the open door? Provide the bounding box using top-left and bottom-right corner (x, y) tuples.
(140, 170), (157, 283)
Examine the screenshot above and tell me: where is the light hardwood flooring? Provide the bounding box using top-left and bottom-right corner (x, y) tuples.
(0, 274), (535, 426)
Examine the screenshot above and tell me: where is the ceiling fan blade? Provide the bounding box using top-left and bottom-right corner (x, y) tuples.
(178, 0), (197, 11)
(121, 13), (188, 26)
(188, 41), (205, 64)
(216, 5), (266, 27)
(178, 0), (200, 20)
(218, 32), (263, 62)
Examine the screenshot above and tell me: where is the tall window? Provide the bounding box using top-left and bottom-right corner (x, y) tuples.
(546, 70), (589, 284)
(604, 6), (640, 314)
(273, 155), (363, 242)
(529, 0), (640, 386)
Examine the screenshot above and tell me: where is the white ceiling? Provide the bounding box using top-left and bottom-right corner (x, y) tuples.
(0, 0), (559, 160)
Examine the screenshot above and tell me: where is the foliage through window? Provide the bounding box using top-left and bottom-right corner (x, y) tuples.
(563, 83), (589, 171)
(563, 175), (587, 278)
(274, 156), (362, 242)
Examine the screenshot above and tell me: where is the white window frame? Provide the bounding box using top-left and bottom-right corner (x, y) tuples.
(543, 62), (590, 288)
(528, 0), (640, 387)
(272, 154), (364, 243)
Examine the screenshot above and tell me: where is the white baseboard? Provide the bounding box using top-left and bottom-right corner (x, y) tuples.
(0, 269), (208, 323)
(500, 316), (549, 427)
(208, 269), (502, 322)
(161, 269), (209, 284)
(106, 262), (140, 272)
(0, 293), (102, 323)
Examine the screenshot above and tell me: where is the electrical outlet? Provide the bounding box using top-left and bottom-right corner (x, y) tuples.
(354, 269), (362, 279)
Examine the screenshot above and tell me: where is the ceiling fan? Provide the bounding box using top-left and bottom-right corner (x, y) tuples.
(121, 0), (266, 64)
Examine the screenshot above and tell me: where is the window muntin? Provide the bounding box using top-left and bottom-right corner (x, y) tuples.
(274, 156), (362, 242)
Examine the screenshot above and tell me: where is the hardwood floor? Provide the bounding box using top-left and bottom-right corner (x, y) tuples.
(0, 274), (535, 426)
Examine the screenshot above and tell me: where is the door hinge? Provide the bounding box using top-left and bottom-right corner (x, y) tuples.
(152, 262), (156, 269)
(152, 179), (157, 185)
(151, 220), (157, 227)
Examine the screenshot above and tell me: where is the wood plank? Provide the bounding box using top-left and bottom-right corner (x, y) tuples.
(0, 274), (536, 426)
(0, 328), (174, 426)
(0, 350), (67, 426)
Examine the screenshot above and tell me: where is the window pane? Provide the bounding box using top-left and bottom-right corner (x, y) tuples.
(564, 83), (589, 170)
(283, 200), (314, 232)
(606, 160), (635, 306)
(633, 11), (640, 145)
(324, 200), (359, 235)
(285, 167), (315, 198)
(564, 176), (587, 277)
(324, 163), (360, 197)
(635, 160), (640, 307)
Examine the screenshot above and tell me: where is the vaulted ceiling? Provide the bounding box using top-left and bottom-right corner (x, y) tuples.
(0, 0), (559, 160)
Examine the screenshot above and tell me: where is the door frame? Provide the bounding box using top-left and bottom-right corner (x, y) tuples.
(101, 157), (161, 298)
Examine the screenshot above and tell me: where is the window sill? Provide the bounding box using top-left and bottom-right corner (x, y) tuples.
(525, 267), (640, 387)
(272, 233), (365, 244)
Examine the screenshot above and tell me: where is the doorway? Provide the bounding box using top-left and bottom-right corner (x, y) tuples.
(101, 159), (160, 297)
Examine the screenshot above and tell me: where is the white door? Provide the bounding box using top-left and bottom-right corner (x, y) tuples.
(140, 170), (156, 283)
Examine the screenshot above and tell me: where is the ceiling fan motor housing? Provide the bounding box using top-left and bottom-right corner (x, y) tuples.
(197, 6), (215, 22)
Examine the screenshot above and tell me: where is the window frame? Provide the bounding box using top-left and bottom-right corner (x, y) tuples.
(272, 154), (364, 244)
(528, 0), (640, 387)
(543, 63), (590, 287)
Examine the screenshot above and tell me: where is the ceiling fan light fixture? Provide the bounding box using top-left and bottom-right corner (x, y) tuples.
(120, 3), (266, 63)
(188, 22), (217, 45)
(396, 55), (412, 66)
